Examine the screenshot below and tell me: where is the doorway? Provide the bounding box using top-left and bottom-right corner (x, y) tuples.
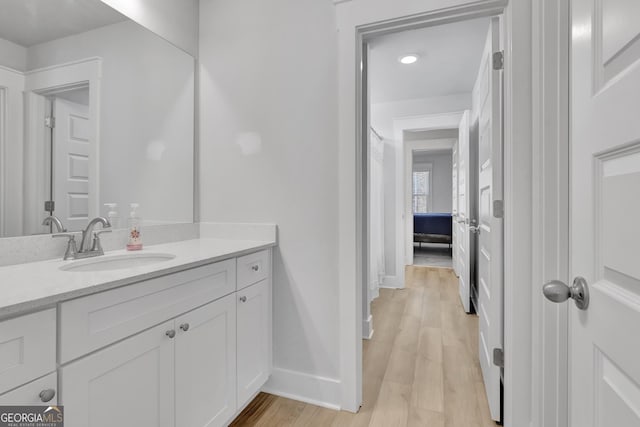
(363, 12), (505, 424)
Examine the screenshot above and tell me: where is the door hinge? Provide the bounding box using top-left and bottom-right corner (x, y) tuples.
(45, 116), (55, 129)
(493, 348), (504, 368)
(44, 200), (55, 212)
(493, 50), (504, 70)
(493, 200), (504, 218)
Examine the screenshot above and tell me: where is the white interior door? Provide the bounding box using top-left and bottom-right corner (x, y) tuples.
(477, 17), (503, 421)
(457, 110), (471, 313)
(564, 1), (640, 425)
(452, 141), (460, 276)
(53, 97), (90, 231)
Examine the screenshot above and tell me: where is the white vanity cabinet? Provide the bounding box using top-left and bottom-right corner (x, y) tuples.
(0, 247), (272, 427)
(56, 248), (271, 427)
(61, 295), (238, 427)
(236, 279), (271, 406)
(175, 294), (237, 427)
(60, 320), (176, 427)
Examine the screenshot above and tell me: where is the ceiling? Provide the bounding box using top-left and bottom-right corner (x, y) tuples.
(368, 17), (490, 104)
(0, 0), (127, 47)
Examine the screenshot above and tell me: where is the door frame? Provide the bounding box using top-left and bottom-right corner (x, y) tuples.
(394, 112), (463, 278)
(23, 58), (101, 234)
(403, 137), (457, 269)
(530, 0), (570, 426)
(336, 0), (565, 424)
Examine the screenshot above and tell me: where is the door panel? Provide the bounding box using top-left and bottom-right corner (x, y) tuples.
(570, 0), (640, 426)
(476, 17), (503, 422)
(54, 97), (90, 232)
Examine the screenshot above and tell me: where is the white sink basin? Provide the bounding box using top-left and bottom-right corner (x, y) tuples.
(60, 253), (176, 272)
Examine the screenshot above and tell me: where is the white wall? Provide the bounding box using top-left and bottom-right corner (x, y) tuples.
(413, 150), (453, 213)
(26, 20), (194, 225)
(0, 38), (27, 71)
(370, 95), (470, 277)
(99, 0), (198, 57)
(199, 0), (341, 407)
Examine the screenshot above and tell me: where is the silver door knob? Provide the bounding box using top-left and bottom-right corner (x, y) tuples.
(469, 225), (481, 234)
(239, 296), (247, 303)
(39, 389), (55, 403)
(179, 323), (190, 332)
(166, 329), (176, 338)
(543, 276), (589, 310)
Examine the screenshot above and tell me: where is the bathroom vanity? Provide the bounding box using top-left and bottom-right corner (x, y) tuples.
(0, 237), (274, 427)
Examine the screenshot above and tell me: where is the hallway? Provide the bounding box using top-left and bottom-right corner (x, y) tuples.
(232, 266), (496, 426)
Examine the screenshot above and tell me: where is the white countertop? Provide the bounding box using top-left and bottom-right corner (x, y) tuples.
(0, 238), (276, 320)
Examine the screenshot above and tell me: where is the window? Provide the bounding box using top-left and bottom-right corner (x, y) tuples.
(413, 170), (431, 213)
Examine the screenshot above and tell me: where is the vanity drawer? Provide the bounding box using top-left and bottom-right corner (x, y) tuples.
(0, 372), (58, 405)
(60, 259), (236, 363)
(0, 309), (56, 395)
(237, 250), (270, 291)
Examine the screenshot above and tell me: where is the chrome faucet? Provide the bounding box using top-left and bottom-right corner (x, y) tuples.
(42, 215), (67, 233)
(52, 217), (112, 260)
(79, 217), (112, 253)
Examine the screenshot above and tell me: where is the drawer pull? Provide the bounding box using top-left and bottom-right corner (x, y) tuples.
(251, 265), (259, 272)
(39, 389), (56, 403)
(179, 323), (190, 332)
(239, 296), (247, 303)
(166, 329), (176, 339)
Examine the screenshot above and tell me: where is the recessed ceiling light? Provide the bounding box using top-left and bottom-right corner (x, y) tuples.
(399, 54), (419, 65)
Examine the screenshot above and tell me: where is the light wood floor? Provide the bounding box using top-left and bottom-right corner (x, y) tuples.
(231, 266), (497, 427)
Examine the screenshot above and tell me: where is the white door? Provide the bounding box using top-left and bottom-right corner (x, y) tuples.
(53, 97), (90, 231)
(477, 17), (503, 421)
(237, 279), (271, 406)
(452, 141), (460, 276)
(0, 373), (57, 406)
(175, 294), (237, 427)
(61, 321), (175, 427)
(457, 110), (472, 313)
(561, 1), (640, 425)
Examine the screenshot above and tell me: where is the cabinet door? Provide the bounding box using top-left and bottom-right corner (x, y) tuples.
(175, 294), (237, 427)
(61, 321), (175, 427)
(236, 279), (271, 406)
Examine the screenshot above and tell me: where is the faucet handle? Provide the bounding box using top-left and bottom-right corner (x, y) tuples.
(91, 229), (112, 253)
(52, 233), (78, 260)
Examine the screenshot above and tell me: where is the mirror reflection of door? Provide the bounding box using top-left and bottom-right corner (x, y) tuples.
(51, 89), (91, 232)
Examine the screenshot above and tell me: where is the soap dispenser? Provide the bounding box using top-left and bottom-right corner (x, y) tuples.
(126, 203), (143, 251)
(104, 203), (119, 229)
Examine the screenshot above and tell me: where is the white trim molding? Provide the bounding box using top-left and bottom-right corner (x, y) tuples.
(393, 112), (463, 284)
(262, 367), (342, 411)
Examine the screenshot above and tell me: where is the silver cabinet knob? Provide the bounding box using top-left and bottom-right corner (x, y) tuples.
(251, 265), (259, 272)
(543, 276), (589, 310)
(239, 296), (247, 303)
(166, 329), (176, 338)
(39, 389), (55, 403)
(179, 323), (190, 332)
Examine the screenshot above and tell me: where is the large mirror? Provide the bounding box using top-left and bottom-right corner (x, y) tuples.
(0, 0), (194, 237)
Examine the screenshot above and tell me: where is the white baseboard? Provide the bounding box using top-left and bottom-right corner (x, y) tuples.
(363, 314), (374, 340)
(381, 275), (402, 288)
(262, 367), (341, 410)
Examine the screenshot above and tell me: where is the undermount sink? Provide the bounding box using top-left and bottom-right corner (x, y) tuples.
(60, 253), (176, 272)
